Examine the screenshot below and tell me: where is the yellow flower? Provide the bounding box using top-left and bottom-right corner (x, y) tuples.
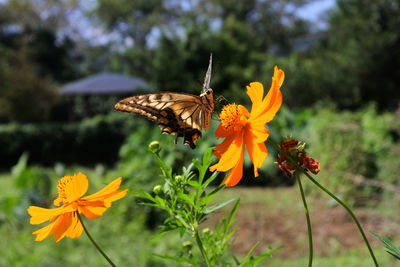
(210, 66), (284, 186)
(27, 173), (127, 242)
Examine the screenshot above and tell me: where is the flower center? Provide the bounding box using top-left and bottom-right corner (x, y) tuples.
(220, 104), (244, 130)
(56, 175), (73, 204)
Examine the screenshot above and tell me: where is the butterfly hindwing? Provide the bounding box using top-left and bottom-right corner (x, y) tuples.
(114, 91), (213, 148)
(114, 54), (214, 148)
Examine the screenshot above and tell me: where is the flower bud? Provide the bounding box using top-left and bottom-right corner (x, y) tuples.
(182, 241), (193, 250)
(148, 141), (161, 153)
(175, 175), (184, 182)
(202, 228), (211, 235)
(153, 185), (163, 194)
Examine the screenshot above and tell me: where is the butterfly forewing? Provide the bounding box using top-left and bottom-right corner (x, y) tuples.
(114, 54), (214, 148)
(114, 91), (213, 148)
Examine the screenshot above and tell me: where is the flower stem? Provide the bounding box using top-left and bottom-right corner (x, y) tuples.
(267, 138), (378, 266)
(296, 172), (313, 267)
(77, 213), (116, 267)
(195, 229), (211, 267)
(303, 172), (379, 267)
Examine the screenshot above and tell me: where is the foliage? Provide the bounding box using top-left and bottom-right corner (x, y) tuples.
(0, 47), (60, 122)
(370, 231), (400, 260)
(307, 0), (400, 110)
(0, 0), (83, 122)
(0, 113), (145, 169)
(268, 104), (400, 204)
(136, 145), (276, 266)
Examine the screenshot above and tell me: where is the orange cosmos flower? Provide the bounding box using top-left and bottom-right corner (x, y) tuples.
(210, 66), (284, 186)
(27, 173), (127, 242)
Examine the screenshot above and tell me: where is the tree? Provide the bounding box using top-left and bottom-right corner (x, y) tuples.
(307, 0), (400, 110)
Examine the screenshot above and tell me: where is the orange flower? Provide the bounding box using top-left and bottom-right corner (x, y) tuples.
(27, 173), (127, 242)
(210, 66), (284, 186)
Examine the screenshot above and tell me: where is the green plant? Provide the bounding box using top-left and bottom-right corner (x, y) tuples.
(136, 144), (276, 266)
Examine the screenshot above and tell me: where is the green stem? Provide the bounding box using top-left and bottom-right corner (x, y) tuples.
(303, 172), (379, 267)
(296, 172), (313, 267)
(77, 213), (116, 267)
(267, 138), (378, 266)
(195, 229), (211, 267)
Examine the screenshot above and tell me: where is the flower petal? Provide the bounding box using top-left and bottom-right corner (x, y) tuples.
(53, 212), (74, 242)
(79, 205), (106, 219)
(55, 173), (88, 204)
(28, 205), (75, 225)
(209, 131), (244, 172)
(247, 82), (264, 115)
(253, 89), (282, 124)
(65, 213), (83, 239)
(82, 177), (127, 202)
(223, 150), (245, 186)
(245, 130), (268, 177)
(250, 67), (284, 122)
(247, 124), (270, 143)
(32, 212), (75, 242)
(212, 135), (236, 159)
(215, 124), (231, 138)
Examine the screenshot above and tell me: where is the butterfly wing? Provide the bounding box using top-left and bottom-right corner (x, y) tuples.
(114, 91), (213, 148)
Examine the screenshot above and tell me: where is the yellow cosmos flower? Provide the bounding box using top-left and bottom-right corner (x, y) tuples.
(27, 173), (127, 242)
(210, 66), (284, 186)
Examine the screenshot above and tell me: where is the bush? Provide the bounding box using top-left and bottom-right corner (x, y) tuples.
(285, 105), (400, 203)
(0, 113), (146, 169)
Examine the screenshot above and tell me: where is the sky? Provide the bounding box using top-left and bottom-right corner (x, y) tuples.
(297, 0), (336, 26)
(0, 0), (337, 45)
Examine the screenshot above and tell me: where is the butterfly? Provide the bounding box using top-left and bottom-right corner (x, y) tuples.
(114, 55), (214, 149)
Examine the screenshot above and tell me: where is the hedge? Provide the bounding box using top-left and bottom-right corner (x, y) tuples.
(0, 113), (146, 169)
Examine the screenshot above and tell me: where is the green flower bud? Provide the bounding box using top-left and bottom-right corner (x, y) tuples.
(153, 185), (163, 194)
(148, 141), (161, 153)
(175, 175), (184, 182)
(202, 228), (211, 235)
(182, 241), (193, 250)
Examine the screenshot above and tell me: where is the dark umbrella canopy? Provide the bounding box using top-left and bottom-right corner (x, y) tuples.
(61, 72), (149, 95)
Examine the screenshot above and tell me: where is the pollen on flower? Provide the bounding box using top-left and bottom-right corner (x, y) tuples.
(219, 104), (242, 129)
(56, 175), (73, 203)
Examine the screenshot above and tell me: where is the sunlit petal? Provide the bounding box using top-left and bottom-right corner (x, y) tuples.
(83, 177), (123, 201)
(245, 130), (268, 177)
(223, 151), (245, 187)
(58, 173), (89, 204)
(32, 218), (59, 242)
(246, 82), (264, 108)
(28, 205), (75, 225)
(80, 205), (106, 219)
(212, 135), (236, 159)
(210, 132), (244, 172)
(247, 124), (270, 143)
(53, 212), (74, 242)
(65, 213), (83, 239)
(252, 89), (282, 124)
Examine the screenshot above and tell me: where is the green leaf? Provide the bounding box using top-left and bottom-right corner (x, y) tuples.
(247, 246), (281, 266)
(202, 172), (220, 188)
(153, 253), (192, 264)
(226, 199), (240, 228)
(370, 231), (400, 260)
(238, 242), (259, 267)
(177, 192), (195, 206)
(187, 180), (201, 188)
(204, 198), (236, 214)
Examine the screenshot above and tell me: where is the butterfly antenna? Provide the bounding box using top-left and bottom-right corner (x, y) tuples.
(202, 54), (212, 93)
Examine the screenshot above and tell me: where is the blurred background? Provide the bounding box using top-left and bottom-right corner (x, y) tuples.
(0, 0), (399, 266)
